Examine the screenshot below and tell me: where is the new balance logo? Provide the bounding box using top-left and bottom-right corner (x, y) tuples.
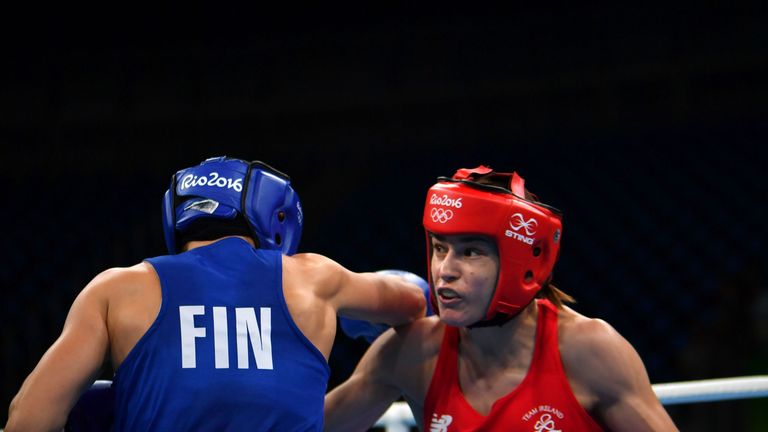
(430, 413), (453, 432)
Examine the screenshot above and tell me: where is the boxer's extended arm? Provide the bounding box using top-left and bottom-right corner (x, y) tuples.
(333, 269), (426, 325)
(339, 270), (432, 343)
(289, 253), (427, 325)
(5, 271), (113, 431)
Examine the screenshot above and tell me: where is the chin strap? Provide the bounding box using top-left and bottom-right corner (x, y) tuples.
(466, 294), (538, 329)
(466, 313), (516, 328)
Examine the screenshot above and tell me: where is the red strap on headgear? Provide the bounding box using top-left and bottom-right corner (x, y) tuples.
(453, 166), (526, 199)
(453, 165), (493, 180)
(510, 172), (525, 197)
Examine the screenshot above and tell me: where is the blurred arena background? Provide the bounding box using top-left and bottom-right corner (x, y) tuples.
(1, 5), (766, 430)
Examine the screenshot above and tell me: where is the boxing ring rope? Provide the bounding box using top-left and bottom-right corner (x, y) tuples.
(652, 375), (768, 405)
(374, 375), (768, 431)
(1, 376), (764, 432)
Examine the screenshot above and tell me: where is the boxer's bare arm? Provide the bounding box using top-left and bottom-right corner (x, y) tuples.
(282, 253), (426, 359)
(332, 270), (426, 325)
(324, 335), (403, 431)
(561, 317), (677, 432)
(5, 269), (117, 431)
(326, 318), (443, 431)
(285, 253), (426, 324)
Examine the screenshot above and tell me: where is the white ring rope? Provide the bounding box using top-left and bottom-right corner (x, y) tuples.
(653, 375), (768, 405)
(374, 375), (768, 430)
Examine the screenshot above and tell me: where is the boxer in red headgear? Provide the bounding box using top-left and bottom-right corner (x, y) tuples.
(423, 166), (565, 326)
(326, 166), (677, 432)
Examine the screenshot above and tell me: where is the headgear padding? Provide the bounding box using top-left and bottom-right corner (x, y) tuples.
(423, 166), (562, 325)
(162, 156), (303, 255)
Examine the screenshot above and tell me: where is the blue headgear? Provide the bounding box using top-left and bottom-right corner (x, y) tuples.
(162, 156), (303, 255)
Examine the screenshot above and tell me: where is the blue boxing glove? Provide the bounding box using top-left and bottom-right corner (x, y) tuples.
(339, 269), (432, 343)
(65, 380), (115, 432)
(339, 319), (390, 344)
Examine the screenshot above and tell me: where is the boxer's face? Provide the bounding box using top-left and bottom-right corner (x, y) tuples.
(430, 234), (499, 326)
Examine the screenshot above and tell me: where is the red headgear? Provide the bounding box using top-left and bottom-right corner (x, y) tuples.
(422, 166), (563, 325)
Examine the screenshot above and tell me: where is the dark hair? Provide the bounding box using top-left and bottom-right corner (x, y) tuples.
(178, 217), (254, 251)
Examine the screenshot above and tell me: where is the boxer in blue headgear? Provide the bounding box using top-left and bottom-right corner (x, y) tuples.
(162, 156), (303, 255)
(6, 156), (427, 432)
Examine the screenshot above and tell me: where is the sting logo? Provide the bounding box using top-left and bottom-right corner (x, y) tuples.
(505, 213), (537, 245)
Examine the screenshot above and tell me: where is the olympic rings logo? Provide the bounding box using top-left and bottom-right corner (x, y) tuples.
(430, 208), (454, 224)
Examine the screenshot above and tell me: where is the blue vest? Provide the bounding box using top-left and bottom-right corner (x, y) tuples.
(112, 238), (329, 431)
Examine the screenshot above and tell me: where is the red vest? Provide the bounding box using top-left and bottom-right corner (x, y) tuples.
(423, 299), (604, 431)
